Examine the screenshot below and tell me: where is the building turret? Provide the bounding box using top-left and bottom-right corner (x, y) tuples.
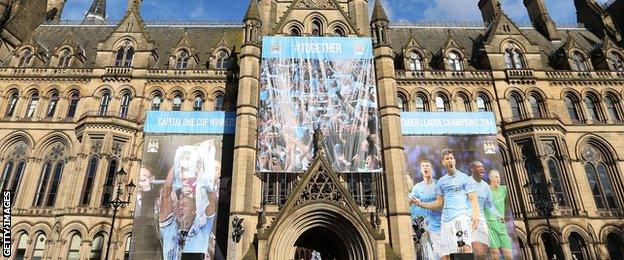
(478, 0), (500, 23)
(83, 0), (106, 24)
(371, 0), (389, 46)
(524, 0), (561, 41)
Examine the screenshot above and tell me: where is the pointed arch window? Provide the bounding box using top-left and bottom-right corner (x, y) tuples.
(509, 93), (523, 120)
(175, 49), (190, 69)
(67, 233), (82, 260)
(584, 94), (602, 122)
(58, 48), (72, 68)
(565, 94), (581, 122)
(15, 233), (28, 259)
(214, 92), (225, 111)
(605, 94), (622, 122)
(311, 19), (322, 36)
(90, 233), (104, 260)
(1, 141), (28, 196)
(99, 91), (111, 116)
(151, 93), (162, 111)
(5, 92), (19, 117)
(32, 233), (46, 260)
(80, 156), (99, 205)
(66, 92), (80, 118)
(528, 93), (545, 118)
(33, 162), (52, 207)
(172, 93), (183, 111)
(216, 50), (229, 70)
(435, 94), (449, 112)
(546, 158), (567, 206)
(46, 92), (59, 118)
(606, 233), (624, 259)
(569, 233), (589, 260)
(193, 95), (204, 111)
(289, 27), (301, 37)
(582, 145), (618, 210)
(408, 51), (423, 71)
(333, 27), (346, 37)
(608, 51), (624, 71)
(8, 161), (25, 196)
(571, 51), (589, 72)
(456, 93), (470, 112)
(124, 235), (132, 260)
(119, 91), (132, 118)
(504, 43), (525, 69)
(447, 51), (463, 71)
(415, 94), (428, 112)
(18, 48), (33, 67)
(476, 94), (490, 112)
(46, 162), (63, 207)
(115, 41), (134, 67)
(25, 92), (40, 118)
(397, 93), (408, 111)
(101, 159), (118, 206)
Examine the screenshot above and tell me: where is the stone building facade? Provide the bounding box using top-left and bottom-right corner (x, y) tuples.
(0, 0), (623, 259)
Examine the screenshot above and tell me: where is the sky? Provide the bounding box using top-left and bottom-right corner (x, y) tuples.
(61, 0), (613, 24)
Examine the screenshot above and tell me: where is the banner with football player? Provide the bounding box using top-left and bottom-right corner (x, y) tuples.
(402, 112), (520, 260)
(131, 111), (235, 260)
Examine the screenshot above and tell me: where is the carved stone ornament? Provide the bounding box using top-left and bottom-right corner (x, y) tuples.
(49, 143), (66, 161)
(90, 140), (103, 154)
(9, 141), (28, 160)
(112, 141), (124, 157)
(294, 165), (346, 207)
(582, 145), (601, 163)
(296, 0), (337, 9)
(543, 143), (556, 157)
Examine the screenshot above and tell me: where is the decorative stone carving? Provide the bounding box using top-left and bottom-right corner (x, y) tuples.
(112, 141), (124, 157)
(49, 143), (66, 161)
(543, 143), (556, 157)
(9, 141), (28, 160)
(296, 0), (337, 9)
(294, 165), (346, 207)
(90, 139), (103, 154)
(581, 145), (601, 163)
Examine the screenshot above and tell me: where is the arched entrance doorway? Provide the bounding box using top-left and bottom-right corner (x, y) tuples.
(293, 227), (346, 260)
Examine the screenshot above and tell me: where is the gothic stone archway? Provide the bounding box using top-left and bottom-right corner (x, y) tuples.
(256, 156), (385, 260)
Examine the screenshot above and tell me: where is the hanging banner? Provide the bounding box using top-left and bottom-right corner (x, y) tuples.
(131, 111), (234, 260)
(257, 36), (382, 173)
(402, 112), (520, 260)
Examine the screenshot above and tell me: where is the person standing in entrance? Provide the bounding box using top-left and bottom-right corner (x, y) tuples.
(412, 148), (479, 260)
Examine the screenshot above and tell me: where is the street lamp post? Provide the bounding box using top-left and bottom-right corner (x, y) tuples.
(523, 181), (558, 259)
(103, 168), (136, 260)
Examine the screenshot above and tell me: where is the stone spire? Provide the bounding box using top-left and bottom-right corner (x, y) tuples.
(83, 0), (106, 24)
(243, 0), (262, 45)
(478, 0), (500, 23)
(244, 0), (261, 22)
(524, 0), (561, 41)
(371, 0), (389, 23)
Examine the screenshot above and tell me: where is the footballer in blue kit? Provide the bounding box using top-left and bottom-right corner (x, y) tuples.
(469, 160), (503, 260)
(412, 148), (480, 260)
(409, 159), (442, 259)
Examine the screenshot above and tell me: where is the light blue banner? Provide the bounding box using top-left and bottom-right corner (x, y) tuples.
(144, 111), (236, 134)
(401, 112), (497, 135)
(262, 36), (373, 59)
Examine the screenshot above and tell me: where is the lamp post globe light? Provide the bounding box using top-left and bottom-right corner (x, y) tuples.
(103, 168), (136, 260)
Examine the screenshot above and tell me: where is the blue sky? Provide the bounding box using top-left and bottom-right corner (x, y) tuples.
(62, 0), (612, 24)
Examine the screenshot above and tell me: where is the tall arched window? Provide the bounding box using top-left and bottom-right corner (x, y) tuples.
(569, 233), (589, 260)
(32, 233), (46, 260)
(114, 41), (134, 67)
(435, 94), (449, 112)
(571, 51), (589, 71)
(606, 233), (624, 259)
(216, 50), (229, 70)
(608, 51), (624, 71)
(333, 27), (346, 37)
(408, 51), (423, 71)
(80, 156), (99, 205)
(214, 93), (225, 111)
(172, 93), (183, 111)
(46, 92), (59, 118)
(151, 93), (162, 111)
(565, 94), (581, 122)
(415, 94), (428, 112)
(25, 92), (40, 118)
(1, 141), (28, 196)
(124, 235), (132, 260)
(66, 92), (80, 118)
(541, 233), (565, 260)
(605, 94), (622, 122)
(67, 233), (82, 260)
(504, 43), (525, 69)
(119, 91), (132, 118)
(175, 49), (190, 69)
(311, 19), (322, 36)
(529, 93), (545, 118)
(509, 93), (523, 120)
(397, 93), (408, 111)
(289, 27), (301, 36)
(476, 94), (490, 112)
(101, 159), (118, 206)
(547, 158), (567, 206)
(5, 92), (19, 117)
(90, 233), (105, 260)
(456, 93), (470, 112)
(58, 48), (72, 68)
(193, 95), (204, 111)
(584, 94), (602, 122)
(447, 51), (463, 71)
(46, 162), (63, 206)
(15, 233), (28, 259)
(582, 144), (619, 210)
(99, 92), (111, 116)
(18, 48), (33, 67)
(33, 161), (52, 207)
